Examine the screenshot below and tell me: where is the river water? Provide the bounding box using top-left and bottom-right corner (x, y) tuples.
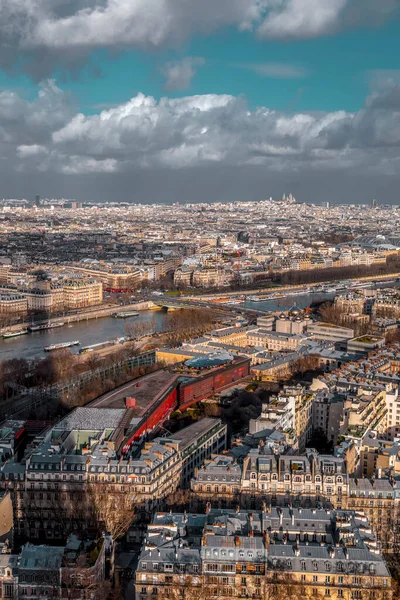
(2, 280), (397, 362)
(0, 310), (170, 362)
(0, 289), (337, 362)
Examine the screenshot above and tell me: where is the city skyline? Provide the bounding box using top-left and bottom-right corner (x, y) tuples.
(0, 2), (400, 203)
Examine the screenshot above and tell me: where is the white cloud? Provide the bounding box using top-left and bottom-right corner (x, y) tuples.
(0, 78), (399, 183)
(257, 0), (347, 39)
(17, 144), (48, 157)
(161, 57), (205, 91)
(0, 1), (398, 75)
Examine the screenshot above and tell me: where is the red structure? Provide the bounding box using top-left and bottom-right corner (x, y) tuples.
(121, 357), (250, 453)
(122, 382), (178, 452)
(178, 357), (250, 411)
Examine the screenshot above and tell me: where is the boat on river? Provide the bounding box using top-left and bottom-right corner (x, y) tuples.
(44, 341), (80, 352)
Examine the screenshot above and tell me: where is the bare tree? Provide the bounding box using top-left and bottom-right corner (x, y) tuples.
(87, 483), (138, 541)
(125, 316), (156, 341)
(290, 354), (320, 376)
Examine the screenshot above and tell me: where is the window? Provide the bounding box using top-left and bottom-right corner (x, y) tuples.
(3, 584), (14, 598)
(325, 590), (331, 597)
(301, 575), (306, 583)
(338, 591), (343, 599)
(338, 576), (344, 585)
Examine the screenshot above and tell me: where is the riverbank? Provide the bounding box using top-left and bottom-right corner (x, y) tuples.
(1, 300), (158, 333)
(195, 273), (399, 300)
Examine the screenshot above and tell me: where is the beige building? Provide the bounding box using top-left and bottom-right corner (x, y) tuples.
(209, 326), (251, 346)
(0, 293), (27, 314)
(247, 330), (302, 351)
(63, 279), (103, 309)
(192, 267), (226, 287)
(0, 264), (11, 284)
(23, 288), (53, 311)
(340, 389), (388, 441)
(135, 508), (392, 600)
(65, 265), (145, 289)
(359, 435), (400, 478)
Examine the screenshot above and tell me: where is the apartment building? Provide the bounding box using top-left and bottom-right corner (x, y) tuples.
(191, 455), (242, 501)
(0, 293), (27, 314)
(190, 449), (400, 553)
(0, 534), (107, 600)
(340, 389), (388, 442)
(358, 434), (400, 478)
(249, 397), (296, 439)
(282, 385), (314, 452)
(0, 408), (226, 543)
(344, 478), (400, 553)
(135, 508), (392, 600)
(209, 326), (251, 346)
(63, 279), (103, 309)
(171, 418), (227, 488)
(0, 264), (11, 284)
(64, 265), (145, 289)
(313, 393), (345, 445)
(192, 450), (348, 510)
(23, 288), (53, 311)
(247, 330), (303, 351)
(192, 267), (226, 288)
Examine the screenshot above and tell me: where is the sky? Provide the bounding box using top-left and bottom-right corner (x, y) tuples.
(0, 1), (400, 204)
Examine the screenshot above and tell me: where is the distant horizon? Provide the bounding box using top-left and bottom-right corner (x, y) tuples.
(1, 3), (400, 203)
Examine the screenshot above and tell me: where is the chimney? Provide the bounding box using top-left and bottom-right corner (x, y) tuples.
(263, 531), (270, 549)
(236, 505), (240, 514)
(235, 536), (240, 547)
(206, 502), (211, 514)
(249, 530), (254, 538)
(279, 510), (283, 527)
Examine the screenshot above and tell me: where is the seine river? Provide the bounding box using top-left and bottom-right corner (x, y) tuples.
(0, 289), (338, 362)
